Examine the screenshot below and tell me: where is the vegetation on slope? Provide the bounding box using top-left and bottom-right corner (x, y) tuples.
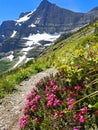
(0, 60), (48, 98)
(18, 21), (98, 129)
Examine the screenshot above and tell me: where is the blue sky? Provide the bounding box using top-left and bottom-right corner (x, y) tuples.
(0, 0), (98, 24)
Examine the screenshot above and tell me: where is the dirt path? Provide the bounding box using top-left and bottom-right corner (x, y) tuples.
(0, 68), (57, 130)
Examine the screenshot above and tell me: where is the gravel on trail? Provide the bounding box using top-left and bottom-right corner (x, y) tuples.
(0, 68), (57, 130)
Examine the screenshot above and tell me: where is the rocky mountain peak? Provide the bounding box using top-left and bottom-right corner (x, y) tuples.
(36, 0), (52, 10)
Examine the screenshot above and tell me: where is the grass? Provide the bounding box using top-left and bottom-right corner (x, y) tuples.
(0, 59), (48, 98)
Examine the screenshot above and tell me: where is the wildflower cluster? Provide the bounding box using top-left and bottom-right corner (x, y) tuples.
(19, 36), (98, 129)
(19, 66), (98, 130)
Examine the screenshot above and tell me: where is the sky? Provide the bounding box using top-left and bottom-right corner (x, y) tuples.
(0, 0), (98, 25)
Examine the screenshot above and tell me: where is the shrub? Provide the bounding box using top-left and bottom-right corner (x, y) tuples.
(0, 78), (15, 98)
(19, 66), (98, 130)
(34, 64), (44, 73)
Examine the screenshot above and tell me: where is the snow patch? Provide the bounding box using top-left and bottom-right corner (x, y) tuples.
(25, 40), (41, 47)
(16, 10), (36, 23)
(7, 51), (14, 61)
(2, 35), (5, 37)
(11, 31), (17, 38)
(17, 15), (30, 23)
(13, 55), (26, 68)
(22, 46), (34, 52)
(44, 43), (52, 47)
(13, 47), (34, 67)
(15, 23), (21, 26)
(28, 24), (36, 28)
(25, 57), (34, 63)
(7, 54), (14, 61)
(12, 32), (60, 68)
(23, 33), (60, 47)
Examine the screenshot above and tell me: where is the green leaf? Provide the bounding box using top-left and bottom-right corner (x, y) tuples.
(93, 101), (98, 109)
(88, 101), (98, 110)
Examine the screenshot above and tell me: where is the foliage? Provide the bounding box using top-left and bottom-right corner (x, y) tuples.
(19, 21), (98, 130)
(19, 61), (98, 130)
(0, 60), (47, 98)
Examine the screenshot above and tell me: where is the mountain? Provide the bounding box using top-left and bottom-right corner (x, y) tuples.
(0, 19), (98, 98)
(0, 0), (98, 73)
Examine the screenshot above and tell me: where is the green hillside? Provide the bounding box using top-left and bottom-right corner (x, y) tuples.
(19, 21), (98, 130)
(38, 21), (98, 68)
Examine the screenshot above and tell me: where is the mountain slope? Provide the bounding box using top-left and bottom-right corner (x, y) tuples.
(0, 0), (98, 73)
(38, 20), (98, 68)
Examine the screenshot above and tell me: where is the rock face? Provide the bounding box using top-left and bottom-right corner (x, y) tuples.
(0, 0), (84, 38)
(25, 0), (84, 34)
(0, 0), (98, 68)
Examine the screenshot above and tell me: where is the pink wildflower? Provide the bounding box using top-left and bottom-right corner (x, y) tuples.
(70, 91), (77, 97)
(63, 87), (67, 91)
(20, 117), (27, 128)
(47, 100), (53, 107)
(67, 97), (75, 105)
(19, 115), (30, 128)
(35, 95), (41, 101)
(29, 99), (36, 106)
(25, 115), (30, 120)
(45, 86), (49, 93)
(25, 102), (31, 108)
(34, 118), (40, 123)
(26, 92), (36, 100)
(22, 108), (27, 114)
(46, 93), (50, 97)
(31, 105), (37, 111)
(49, 80), (55, 86)
(74, 113), (80, 119)
(74, 86), (81, 91)
(38, 79), (42, 83)
(95, 110), (98, 115)
(68, 105), (73, 110)
(80, 107), (87, 114)
(79, 115), (85, 123)
(46, 93), (56, 101)
(52, 85), (59, 92)
(53, 99), (61, 106)
(64, 77), (66, 80)
(54, 111), (64, 118)
(73, 128), (80, 130)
